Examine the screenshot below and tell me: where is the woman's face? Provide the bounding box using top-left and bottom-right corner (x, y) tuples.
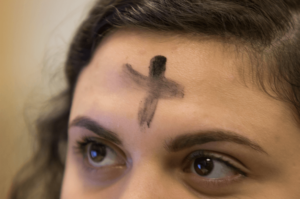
(61, 29), (300, 198)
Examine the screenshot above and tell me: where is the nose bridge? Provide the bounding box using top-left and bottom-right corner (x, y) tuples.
(117, 160), (170, 199)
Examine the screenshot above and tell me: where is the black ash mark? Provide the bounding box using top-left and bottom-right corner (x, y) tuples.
(123, 55), (184, 128)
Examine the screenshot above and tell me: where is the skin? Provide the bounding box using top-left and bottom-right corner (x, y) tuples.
(61, 28), (300, 199)
(124, 55), (184, 128)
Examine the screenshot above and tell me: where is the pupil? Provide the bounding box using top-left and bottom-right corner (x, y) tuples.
(194, 157), (214, 176)
(89, 143), (106, 162)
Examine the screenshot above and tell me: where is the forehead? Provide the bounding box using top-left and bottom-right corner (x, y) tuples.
(89, 29), (243, 91)
(70, 28), (296, 140)
(78, 29), (250, 106)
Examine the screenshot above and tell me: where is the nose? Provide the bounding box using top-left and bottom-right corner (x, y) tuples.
(116, 161), (184, 199)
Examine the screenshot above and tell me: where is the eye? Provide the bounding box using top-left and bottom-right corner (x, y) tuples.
(182, 151), (248, 195)
(185, 151), (246, 180)
(73, 136), (128, 186)
(75, 136), (126, 169)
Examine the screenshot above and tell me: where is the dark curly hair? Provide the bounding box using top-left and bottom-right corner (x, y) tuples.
(9, 0), (300, 198)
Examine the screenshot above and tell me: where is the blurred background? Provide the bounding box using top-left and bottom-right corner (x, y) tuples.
(0, 0), (94, 197)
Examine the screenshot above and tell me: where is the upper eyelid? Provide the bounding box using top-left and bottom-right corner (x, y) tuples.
(79, 136), (129, 159)
(77, 137), (116, 151)
(70, 116), (268, 156)
(74, 135), (250, 176)
(185, 150), (249, 175)
(76, 137), (247, 165)
(75, 137), (110, 156)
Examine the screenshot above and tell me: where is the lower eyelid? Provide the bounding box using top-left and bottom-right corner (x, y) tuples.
(189, 171), (245, 183)
(182, 172), (246, 196)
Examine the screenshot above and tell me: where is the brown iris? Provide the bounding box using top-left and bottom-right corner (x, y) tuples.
(89, 143), (106, 163)
(194, 157), (214, 176)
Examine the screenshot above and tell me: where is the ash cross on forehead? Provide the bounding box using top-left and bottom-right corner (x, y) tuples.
(123, 55), (184, 128)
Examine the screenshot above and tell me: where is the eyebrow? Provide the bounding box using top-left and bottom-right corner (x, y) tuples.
(165, 130), (268, 155)
(69, 116), (122, 145)
(69, 116), (268, 155)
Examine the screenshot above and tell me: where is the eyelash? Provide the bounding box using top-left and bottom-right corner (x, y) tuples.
(74, 136), (247, 179)
(74, 136), (109, 157)
(184, 150), (247, 177)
